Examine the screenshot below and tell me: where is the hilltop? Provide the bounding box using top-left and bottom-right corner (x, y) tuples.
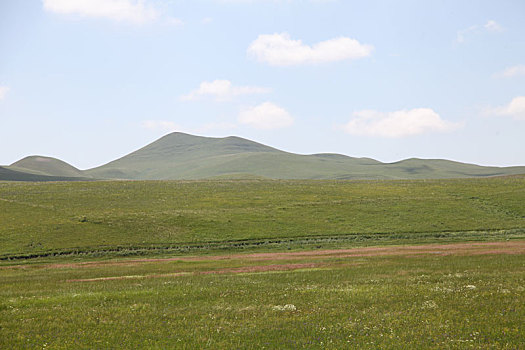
(3, 132), (525, 181)
(8, 156), (87, 178)
(84, 132), (525, 180)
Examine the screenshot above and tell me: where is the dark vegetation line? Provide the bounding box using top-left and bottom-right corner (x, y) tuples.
(2, 228), (523, 261)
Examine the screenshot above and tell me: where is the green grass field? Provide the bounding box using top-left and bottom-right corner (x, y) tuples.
(1, 244), (523, 348)
(1, 176), (525, 260)
(1, 177), (524, 348)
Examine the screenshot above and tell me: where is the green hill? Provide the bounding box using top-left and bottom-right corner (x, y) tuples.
(0, 166), (90, 182)
(84, 132), (525, 180)
(8, 156), (87, 178)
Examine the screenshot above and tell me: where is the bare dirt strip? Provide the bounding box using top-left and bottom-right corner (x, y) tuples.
(2, 240), (524, 272)
(66, 263), (325, 282)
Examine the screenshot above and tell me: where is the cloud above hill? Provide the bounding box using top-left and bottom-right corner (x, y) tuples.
(487, 96), (525, 120)
(342, 108), (461, 138)
(238, 102), (294, 129)
(248, 33), (373, 66)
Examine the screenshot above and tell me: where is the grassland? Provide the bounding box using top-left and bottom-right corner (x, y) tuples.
(1, 177), (524, 348)
(1, 242), (523, 348)
(0, 176), (524, 260)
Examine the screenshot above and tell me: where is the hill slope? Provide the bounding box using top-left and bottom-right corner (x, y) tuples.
(8, 156), (87, 178)
(0, 166), (91, 182)
(84, 132), (525, 180)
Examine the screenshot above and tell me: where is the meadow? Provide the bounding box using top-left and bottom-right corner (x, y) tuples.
(0, 176), (524, 260)
(0, 177), (524, 348)
(0, 243), (523, 348)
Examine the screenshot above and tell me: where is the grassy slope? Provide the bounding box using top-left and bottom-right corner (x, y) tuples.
(85, 132), (525, 180)
(0, 177), (524, 259)
(0, 166), (90, 182)
(8, 155), (87, 178)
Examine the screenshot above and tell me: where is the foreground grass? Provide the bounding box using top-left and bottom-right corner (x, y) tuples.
(0, 246), (523, 349)
(1, 176), (525, 259)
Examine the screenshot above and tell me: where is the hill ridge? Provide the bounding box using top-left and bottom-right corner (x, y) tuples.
(3, 132), (525, 181)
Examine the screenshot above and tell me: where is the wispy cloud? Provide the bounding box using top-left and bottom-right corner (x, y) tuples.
(457, 20), (503, 43)
(248, 32), (373, 66)
(341, 108), (462, 138)
(484, 20), (503, 32)
(42, 0), (169, 24)
(238, 102), (293, 129)
(181, 80), (271, 102)
(486, 96), (525, 121)
(493, 64), (525, 79)
(0, 86), (9, 101)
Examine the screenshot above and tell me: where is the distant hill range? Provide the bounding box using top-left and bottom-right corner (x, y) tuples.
(2, 132), (525, 181)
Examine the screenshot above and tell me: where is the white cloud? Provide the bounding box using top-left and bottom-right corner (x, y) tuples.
(42, 0), (159, 23)
(488, 96), (525, 120)
(457, 20), (503, 43)
(0, 86), (9, 101)
(484, 20), (503, 32)
(342, 108), (461, 138)
(493, 64), (525, 78)
(238, 102), (293, 129)
(201, 17), (213, 24)
(181, 80), (271, 101)
(248, 33), (373, 66)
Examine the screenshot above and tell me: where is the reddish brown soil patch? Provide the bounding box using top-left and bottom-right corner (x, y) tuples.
(3, 240), (524, 271)
(67, 262), (322, 282)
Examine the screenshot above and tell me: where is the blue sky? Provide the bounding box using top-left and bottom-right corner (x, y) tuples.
(1, 0), (524, 169)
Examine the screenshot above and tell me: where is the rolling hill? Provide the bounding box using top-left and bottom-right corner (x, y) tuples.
(0, 156), (91, 181)
(84, 132), (525, 180)
(3, 132), (525, 181)
(0, 166), (90, 182)
(8, 156), (87, 178)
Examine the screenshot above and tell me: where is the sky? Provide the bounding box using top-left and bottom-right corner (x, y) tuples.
(1, 0), (524, 169)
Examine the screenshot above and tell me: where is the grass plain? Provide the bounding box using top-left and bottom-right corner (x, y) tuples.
(1, 243), (523, 348)
(0, 176), (524, 348)
(1, 176), (525, 260)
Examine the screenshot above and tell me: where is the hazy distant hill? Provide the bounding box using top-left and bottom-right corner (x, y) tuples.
(8, 156), (87, 178)
(0, 166), (90, 182)
(83, 132), (525, 180)
(3, 133), (525, 181)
